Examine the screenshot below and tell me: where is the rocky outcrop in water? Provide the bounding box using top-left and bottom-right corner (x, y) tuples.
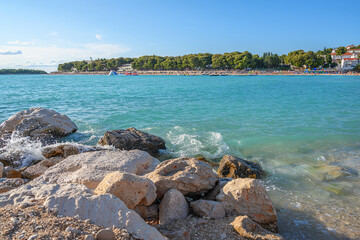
(98, 127), (166, 157)
(35, 150), (160, 189)
(146, 157), (218, 198)
(217, 155), (264, 179)
(94, 172), (157, 209)
(0, 108), (77, 144)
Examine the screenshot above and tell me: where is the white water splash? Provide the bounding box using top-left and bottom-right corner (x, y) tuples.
(0, 133), (44, 167)
(165, 126), (230, 159)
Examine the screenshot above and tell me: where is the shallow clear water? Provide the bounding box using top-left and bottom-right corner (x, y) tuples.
(1, 75), (360, 239)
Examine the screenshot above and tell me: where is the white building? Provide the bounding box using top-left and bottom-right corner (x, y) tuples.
(340, 58), (360, 70)
(118, 64), (133, 71)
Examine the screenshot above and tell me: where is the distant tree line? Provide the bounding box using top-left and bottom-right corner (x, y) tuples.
(0, 69), (47, 74)
(57, 47), (345, 72)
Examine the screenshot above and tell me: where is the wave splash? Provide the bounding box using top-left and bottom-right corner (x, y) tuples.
(165, 126), (230, 160)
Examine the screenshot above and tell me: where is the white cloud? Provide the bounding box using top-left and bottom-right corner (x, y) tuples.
(95, 34), (102, 40)
(8, 40), (35, 46)
(0, 50), (22, 55)
(0, 43), (130, 72)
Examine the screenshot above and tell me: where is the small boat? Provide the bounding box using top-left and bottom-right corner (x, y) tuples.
(108, 70), (117, 76)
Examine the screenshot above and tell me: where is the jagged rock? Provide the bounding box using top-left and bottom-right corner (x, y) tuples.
(231, 216), (284, 240)
(0, 182), (166, 240)
(217, 155), (263, 179)
(203, 178), (232, 201)
(134, 204), (159, 220)
(41, 143), (101, 159)
(190, 200), (225, 219)
(94, 172), (157, 209)
(35, 150), (160, 189)
(0, 162), (3, 178)
(216, 178), (277, 232)
(98, 127), (166, 157)
(0, 108), (77, 143)
(95, 229), (116, 240)
(146, 157), (218, 198)
(159, 189), (189, 225)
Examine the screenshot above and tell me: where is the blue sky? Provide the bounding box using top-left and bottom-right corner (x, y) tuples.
(1, 0), (359, 71)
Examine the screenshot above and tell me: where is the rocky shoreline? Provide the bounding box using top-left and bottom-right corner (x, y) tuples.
(0, 108), (284, 240)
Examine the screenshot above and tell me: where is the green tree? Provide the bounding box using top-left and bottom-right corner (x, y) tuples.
(335, 47), (347, 55)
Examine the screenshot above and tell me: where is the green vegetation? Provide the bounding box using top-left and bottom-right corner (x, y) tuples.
(353, 65), (360, 73)
(57, 45), (357, 72)
(0, 69), (47, 74)
(350, 45), (360, 49)
(335, 47), (347, 56)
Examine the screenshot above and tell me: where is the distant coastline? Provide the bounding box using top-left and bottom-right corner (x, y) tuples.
(0, 69), (47, 75)
(50, 70), (360, 76)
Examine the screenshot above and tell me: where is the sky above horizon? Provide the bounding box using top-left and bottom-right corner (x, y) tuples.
(1, 0), (359, 72)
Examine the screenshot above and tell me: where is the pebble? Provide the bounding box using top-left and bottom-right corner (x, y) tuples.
(28, 234), (38, 240)
(95, 229), (116, 240)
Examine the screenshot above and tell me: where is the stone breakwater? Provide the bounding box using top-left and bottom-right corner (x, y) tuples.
(0, 108), (283, 240)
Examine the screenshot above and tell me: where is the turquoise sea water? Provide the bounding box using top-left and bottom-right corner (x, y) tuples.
(1, 75), (360, 239)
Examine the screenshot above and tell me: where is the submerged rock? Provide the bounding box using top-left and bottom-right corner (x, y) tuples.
(0, 182), (166, 240)
(308, 164), (356, 181)
(159, 189), (189, 225)
(231, 215), (284, 240)
(146, 157), (218, 198)
(94, 172), (157, 209)
(0, 108), (77, 144)
(216, 178), (277, 232)
(35, 150), (160, 189)
(217, 155), (263, 179)
(98, 127), (166, 157)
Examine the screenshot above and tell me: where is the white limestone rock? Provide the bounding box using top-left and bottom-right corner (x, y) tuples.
(35, 150), (160, 189)
(159, 189), (189, 225)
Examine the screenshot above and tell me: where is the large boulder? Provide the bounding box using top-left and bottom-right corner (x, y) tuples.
(35, 150), (160, 189)
(190, 200), (225, 220)
(231, 216), (284, 240)
(216, 178), (277, 232)
(94, 172), (157, 209)
(0, 108), (77, 143)
(146, 157), (218, 198)
(0, 182), (166, 240)
(22, 156), (64, 180)
(134, 204), (159, 220)
(98, 127), (166, 157)
(159, 189), (189, 225)
(217, 155), (263, 179)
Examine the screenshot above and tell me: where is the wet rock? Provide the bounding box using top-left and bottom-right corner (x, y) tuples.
(134, 204), (159, 220)
(146, 157), (218, 198)
(231, 215), (284, 240)
(217, 155), (263, 179)
(0, 161), (3, 178)
(190, 200), (225, 219)
(94, 172), (157, 209)
(0, 108), (77, 144)
(35, 150), (160, 189)
(216, 178), (277, 232)
(42, 144), (80, 158)
(6, 169), (22, 178)
(98, 127), (166, 157)
(0, 182), (166, 240)
(159, 189), (189, 225)
(95, 229), (116, 240)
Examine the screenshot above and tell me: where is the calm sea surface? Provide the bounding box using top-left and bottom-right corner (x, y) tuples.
(1, 75), (360, 239)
